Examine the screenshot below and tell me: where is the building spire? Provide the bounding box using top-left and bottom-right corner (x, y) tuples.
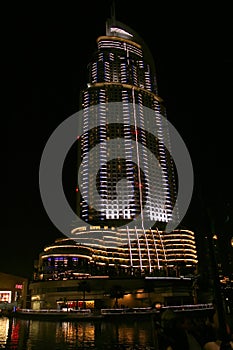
(111, 0), (116, 24)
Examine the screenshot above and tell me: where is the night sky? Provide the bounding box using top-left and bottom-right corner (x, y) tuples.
(5, 1), (233, 278)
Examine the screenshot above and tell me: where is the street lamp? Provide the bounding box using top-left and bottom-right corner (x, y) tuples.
(206, 230), (229, 342)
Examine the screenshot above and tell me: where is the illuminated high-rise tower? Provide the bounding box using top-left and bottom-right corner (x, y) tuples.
(68, 17), (198, 275)
(76, 18), (178, 230)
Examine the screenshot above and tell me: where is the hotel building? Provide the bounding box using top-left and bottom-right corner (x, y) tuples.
(30, 18), (198, 309)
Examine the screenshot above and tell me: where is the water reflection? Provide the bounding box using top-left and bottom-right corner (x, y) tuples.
(0, 317), (30, 349)
(0, 317), (156, 349)
(99, 319), (155, 348)
(56, 321), (96, 348)
(0, 317), (9, 345)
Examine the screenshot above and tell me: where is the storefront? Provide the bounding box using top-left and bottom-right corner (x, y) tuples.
(0, 272), (28, 309)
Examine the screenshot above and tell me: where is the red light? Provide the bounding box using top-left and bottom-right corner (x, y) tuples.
(15, 284), (23, 290)
(135, 182), (143, 188)
(76, 187), (79, 192)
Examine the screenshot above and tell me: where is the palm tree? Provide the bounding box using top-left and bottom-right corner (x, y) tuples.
(109, 285), (125, 308)
(77, 281), (91, 309)
(144, 279), (154, 306)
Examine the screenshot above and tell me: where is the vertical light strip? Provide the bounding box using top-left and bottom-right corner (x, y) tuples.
(127, 226), (133, 268)
(144, 229), (152, 273)
(132, 87), (144, 228)
(150, 229), (161, 269)
(135, 226), (143, 270)
(157, 227), (167, 265)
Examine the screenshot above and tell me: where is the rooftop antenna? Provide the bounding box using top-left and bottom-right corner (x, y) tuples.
(106, 0), (116, 35)
(111, 0), (116, 25)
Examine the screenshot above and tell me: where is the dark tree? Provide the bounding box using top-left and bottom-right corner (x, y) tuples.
(109, 285), (125, 308)
(77, 280), (91, 308)
(144, 279), (154, 306)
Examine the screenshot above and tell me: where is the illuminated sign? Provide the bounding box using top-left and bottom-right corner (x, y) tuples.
(0, 291), (12, 303)
(15, 284), (23, 290)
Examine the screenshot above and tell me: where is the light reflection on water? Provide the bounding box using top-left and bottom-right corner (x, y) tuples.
(0, 317), (9, 344)
(0, 317), (156, 349)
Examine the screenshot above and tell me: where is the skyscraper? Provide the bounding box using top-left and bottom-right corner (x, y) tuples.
(68, 17), (198, 276)
(77, 18), (177, 229)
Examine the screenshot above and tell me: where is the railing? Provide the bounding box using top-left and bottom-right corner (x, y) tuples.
(18, 308), (92, 314)
(101, 307), (158, 315)
(162, 303), (213, 312)
(101, 303), (213, 315)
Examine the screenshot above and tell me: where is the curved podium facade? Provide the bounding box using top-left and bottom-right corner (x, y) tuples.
(35, 227), (197, 280)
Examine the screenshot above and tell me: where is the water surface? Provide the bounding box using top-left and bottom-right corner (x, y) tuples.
(0, 316), (158, 349)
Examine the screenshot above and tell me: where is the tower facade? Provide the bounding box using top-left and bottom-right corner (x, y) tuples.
(77, 19), (177, 229)
(68, 19), (197, 276)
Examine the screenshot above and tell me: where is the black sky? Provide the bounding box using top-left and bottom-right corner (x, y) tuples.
(5, 1), (233, 278)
